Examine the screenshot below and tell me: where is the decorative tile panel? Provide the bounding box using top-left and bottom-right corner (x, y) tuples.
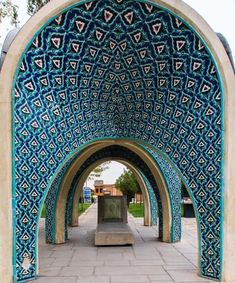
(143, 145), (181, 241)
(13, 0), (222, 281)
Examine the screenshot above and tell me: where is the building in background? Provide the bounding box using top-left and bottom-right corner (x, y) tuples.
(93, 180), (123, 197)
(134, 193), (143, 204)
(93, 180), (143, 204)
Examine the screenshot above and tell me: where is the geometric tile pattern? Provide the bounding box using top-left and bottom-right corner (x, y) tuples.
(139, 173), (158, 226)
(44, 144), (181, 244)
(143, 145), (182, 241)
(44, 154), (78, 244)
(45, 145), (162, 243)
(13, 0), (222, 281)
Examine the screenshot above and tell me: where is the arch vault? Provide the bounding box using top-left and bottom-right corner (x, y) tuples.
(0, 0), (234, 282)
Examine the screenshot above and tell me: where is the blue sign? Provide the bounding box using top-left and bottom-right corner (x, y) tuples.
(83, 187), (92, 203)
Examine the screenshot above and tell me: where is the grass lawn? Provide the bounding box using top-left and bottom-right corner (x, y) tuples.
(40, 203), (91, 218)
(128, 203), (144, 217)
(128, 203), (185, 218)
(78, 203), (91, 215)
(41, 204), (46, 218)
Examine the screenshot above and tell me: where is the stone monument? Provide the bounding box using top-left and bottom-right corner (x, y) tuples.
(95, 196), (134, 246)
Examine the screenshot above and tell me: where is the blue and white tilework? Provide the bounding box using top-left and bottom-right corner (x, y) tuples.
(13, 0), (222, 280)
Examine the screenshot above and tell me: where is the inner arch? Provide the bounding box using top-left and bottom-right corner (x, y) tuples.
(68, 159), (155, 227)
(46, 141), (175, 245)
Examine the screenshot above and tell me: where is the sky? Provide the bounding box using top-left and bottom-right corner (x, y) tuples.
(86, 161), (126, 188)
(0, 0), (234, 187)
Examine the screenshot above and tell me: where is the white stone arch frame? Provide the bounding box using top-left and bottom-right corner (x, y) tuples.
(52, 140), (172, 244)
(0, 0), (234, 282)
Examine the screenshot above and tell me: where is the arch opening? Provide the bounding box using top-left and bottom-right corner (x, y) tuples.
(0, 0), (234, 281)
(45, 141), (179, 245)
(67, 159), (156, 229)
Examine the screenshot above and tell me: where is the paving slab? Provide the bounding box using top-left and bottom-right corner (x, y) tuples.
(167, 269), (210, 282)
(31, 203), (216, 283)
(95, 265), (165, 276)
(104, 259), (130, 266)
(76, 276), (110, 283)
(39, 267), (62, 277)
(32, 277), (77, 283)
(110, 275), (149, 282)
(148, 274), (173, 281)
(130, 259), (164, 266)
(60, 266), (94, 276)
(51, 258), (71, 267)
(70, 260), (104, 267)
(97, 252), (124, 260)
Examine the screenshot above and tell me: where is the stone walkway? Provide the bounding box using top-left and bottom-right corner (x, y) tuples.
(31, 203), (216, 283)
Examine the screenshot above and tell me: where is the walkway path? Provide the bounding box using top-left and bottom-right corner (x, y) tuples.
(31, 204), (215, 283)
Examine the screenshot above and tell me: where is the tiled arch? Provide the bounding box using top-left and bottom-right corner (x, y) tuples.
(65, 156), (159, 230)
(65, 158), (158, 229)
(0, 0), (234, 282)
(12, 0), (223, 279)
(65, 145), (181, 240)
(44, 144), (181, 245)
(45, 141), (176, 246)
(65, 144), (181, 242)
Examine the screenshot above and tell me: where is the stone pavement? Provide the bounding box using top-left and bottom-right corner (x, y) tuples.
(31, 204), (216, 283)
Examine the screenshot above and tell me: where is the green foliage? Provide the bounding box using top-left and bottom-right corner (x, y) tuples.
(40, 203), (90, 218)
(128, 203), (144, 217)
(87, 161), (110, 181)
(40, 204), (46, 218)
(27, 0), (50, 16)
(181, 204), (184, 217)
(0, 0), (19, 26)
(78, 203), (90, 215)
(115, 169), (141, 205)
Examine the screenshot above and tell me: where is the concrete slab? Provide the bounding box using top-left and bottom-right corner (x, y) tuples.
(60, 266), (94, 276)
(33, 277), (77, 283)
(148, 274), (173, 281)
(167, 269), (210, 282)
(94, 265), (166, 276)
(39, 267), (62, 277)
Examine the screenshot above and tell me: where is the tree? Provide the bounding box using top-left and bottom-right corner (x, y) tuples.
(82, 162), (110, 206)
(0, 0), (19, 27)
(27, 0), (50, 16)
(0, 0), (50, 22)
(115, 169), (141, 206)
(86, 162), (111, 184)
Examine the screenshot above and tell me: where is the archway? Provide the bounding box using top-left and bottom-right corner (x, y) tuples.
(0, 0), (234, 282)
(67, 159), (155, 228)
(45, 143), (181, 245)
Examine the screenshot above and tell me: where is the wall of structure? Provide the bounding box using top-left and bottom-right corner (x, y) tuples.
(11, 0), (224, 278)
(0, 0), (234, 282)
